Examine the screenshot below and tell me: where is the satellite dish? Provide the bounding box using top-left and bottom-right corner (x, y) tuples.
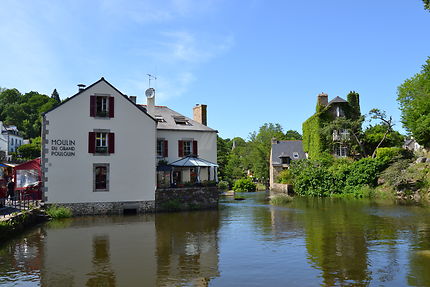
(145, 88), (155, 98)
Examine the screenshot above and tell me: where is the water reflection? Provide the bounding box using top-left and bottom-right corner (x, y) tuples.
(2, 195), (430, 286)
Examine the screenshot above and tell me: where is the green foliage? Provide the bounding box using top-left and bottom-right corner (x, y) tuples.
(397, 57), (430, 148)
(248, 123), (287, 180)
(363, 125), (404, 155)
(285, 130), (302, 140)
(270, 194), (293, 205)
(0, 88), (59, 139)
(277, 169), (293, 184)
(217, 180), (229, 190)
(424, 0), (430, 10)
(45, 205), (73, 219)
(51, 89), (61, 103)
(232, 178), (256, 192)
(289, 157), (385, 197)
(16, 137), (41, 160)
(375, 147), (413, 165)
(346, 91), (361, 120)
(302, 114), (324, 158)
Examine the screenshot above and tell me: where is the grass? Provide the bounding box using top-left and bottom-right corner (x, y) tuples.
(256, 183), (266, 191)
(270, 194), (293, 205)
(45, 205), (73, 219)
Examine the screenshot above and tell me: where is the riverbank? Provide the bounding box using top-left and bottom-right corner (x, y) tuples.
(0, 208), (49, 244)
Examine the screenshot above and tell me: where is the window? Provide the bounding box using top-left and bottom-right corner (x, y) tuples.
(90, 95), (114, 118)
(94, 164), (109, 191)
(183, 141), (192, 156)
(173, 116), (190, 125)
(96, 96), (108, 117)
(178, 140), (198, 157)
(281, 156), (291, 165)
(155, 115), (166, 123)
(335, 145), (348, 157)
(88, 132), (115, 154)
(96, 132), (108, 153)
(157, 139), (168, 157)
(293, 152), (299, 159)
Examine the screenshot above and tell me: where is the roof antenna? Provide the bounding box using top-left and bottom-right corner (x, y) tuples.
(147, 74), (157, 88)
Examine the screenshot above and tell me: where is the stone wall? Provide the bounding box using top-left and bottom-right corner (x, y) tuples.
(48, 201), (155, 216)
(270, 183), (293, 194)
(156, 187), (219, 212)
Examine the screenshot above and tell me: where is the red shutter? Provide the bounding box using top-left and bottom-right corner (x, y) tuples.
(90, 96), (96, 117)
(88, 132), (95, 153)
(178, 140), (184, 157)
(193, 140), (198, 157)
(108, 133), (115, 153)
(109, 97), (115, 118)
(163, 140), (168, 157)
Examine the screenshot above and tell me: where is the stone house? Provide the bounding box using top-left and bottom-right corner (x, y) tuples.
(302, 92), (361, 158)
(269, 139), (306, 188)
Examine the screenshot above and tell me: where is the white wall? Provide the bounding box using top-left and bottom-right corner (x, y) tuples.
(43, 80), (156, 204)
(157, 130), (217, 164)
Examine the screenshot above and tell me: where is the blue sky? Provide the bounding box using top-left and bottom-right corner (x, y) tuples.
(1, 0), (429, 139)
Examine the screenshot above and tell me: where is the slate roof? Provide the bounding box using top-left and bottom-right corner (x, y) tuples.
(139, 105), (217, 132)
(271, 140), (306, 166)
(169, 156), (218, 167)
(328, 96), (348, 105)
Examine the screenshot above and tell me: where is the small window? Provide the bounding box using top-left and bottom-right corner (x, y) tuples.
(96, 132), (108, 153)
(96, 96), (108, 117)
(155, 115), (166, 123)
(157, 140), (164, 157)
(293, 152), (299, 159)
(94, 164), (109, 192)
(281, 156), (291, 165)
(183, 141), (192, 156)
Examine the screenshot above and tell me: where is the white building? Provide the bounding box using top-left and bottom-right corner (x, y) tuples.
(138, 90), (218, 187)
(0, 122), (24, 160)
(41, 78), (157, 214)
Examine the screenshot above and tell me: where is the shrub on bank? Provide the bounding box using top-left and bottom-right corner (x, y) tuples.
(233, 178), (256, 192)
(270, 194), (293, 205)
(289, 157), (386, 197)
(45, 205), (73, 219)
(217, 180), (229, 190)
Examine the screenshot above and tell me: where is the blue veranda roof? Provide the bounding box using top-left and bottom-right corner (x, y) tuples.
(169, 156), (218, 167)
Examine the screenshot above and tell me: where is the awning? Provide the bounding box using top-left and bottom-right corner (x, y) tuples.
(169, 156), (218, 167)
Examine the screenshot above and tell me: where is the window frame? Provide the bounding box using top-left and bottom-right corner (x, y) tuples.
(95, 132), (109, 154)
(183, 140), (192, 156)
(93, 163), (110, 192)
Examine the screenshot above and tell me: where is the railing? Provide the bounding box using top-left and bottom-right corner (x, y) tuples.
(0, 194), (41, 218)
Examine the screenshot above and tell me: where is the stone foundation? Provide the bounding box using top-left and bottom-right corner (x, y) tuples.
(156, 187), (219, 212)
(47, 200), (155, 216)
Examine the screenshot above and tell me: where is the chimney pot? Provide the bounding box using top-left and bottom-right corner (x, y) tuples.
(77, 84), (86, 92)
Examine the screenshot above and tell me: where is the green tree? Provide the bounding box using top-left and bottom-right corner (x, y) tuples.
(217, 136), (231, 181)
(424, 0), (429, 10)
(51, 89), (61, 103)
(248, 123), (287, 180)
(285, 130), (302, 140)
(16, 137), (41, 160)
(224, 137), (249, 183)
(397, 58), (430, 148)
(363, 124), (404, 156)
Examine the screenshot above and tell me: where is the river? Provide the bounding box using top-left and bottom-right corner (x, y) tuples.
(1, 192), (430, 286)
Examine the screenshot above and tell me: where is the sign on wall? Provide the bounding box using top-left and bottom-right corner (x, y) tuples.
(49, 139), (76, 156)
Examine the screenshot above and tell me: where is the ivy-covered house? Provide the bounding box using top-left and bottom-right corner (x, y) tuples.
(302, 92), (361, 158)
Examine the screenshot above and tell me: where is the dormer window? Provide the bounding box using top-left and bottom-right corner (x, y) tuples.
(173, 116), (190, 125)
(281, 156), (291, 165)
(155, 115), (166, 123)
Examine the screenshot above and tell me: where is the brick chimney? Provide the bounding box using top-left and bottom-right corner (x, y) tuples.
(193, 104), (207, 126)
(317, 93), (328, 106)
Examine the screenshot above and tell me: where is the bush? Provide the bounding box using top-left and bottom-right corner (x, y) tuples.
(270, 194), (293, 205)
(232, 178), (256, 192)
(277, 169), (293, 184)
(376, 147), (413, 165)
(45, 205), (73, 219)
(217, 180), (229, 190)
